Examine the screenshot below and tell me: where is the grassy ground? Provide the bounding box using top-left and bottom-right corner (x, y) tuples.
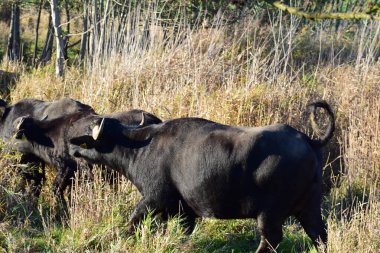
(0, 7), (379, 253)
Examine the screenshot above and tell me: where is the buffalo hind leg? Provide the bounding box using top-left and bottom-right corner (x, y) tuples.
(168, 200), (197, 235)
(296, 207), (327, 252)
(159, 210), (196, 235)
(255, 213), (284, 253)
(158, 199), (197, 235)
(182, 214), (196, 235)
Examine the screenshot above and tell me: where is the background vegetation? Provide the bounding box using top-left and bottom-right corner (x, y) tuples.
(0, 1), (379, 252)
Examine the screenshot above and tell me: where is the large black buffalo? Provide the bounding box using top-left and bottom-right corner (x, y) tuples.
(20, 101), (334, 252)
(12, 107), (162, 207)
(0, 98), (95, 197)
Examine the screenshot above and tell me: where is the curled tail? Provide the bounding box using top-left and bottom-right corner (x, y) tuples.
(307, 100), (335, 148)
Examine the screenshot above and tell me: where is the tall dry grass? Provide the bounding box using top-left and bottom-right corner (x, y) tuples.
(0, 5), (379, 252)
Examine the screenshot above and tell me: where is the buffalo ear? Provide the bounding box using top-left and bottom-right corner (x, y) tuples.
(0, 106), (5, 118)
(121, 125), (155, 142)
(0, 99), (7, 118)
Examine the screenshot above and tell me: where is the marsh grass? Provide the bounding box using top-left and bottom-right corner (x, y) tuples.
(0, 5), (379, 252)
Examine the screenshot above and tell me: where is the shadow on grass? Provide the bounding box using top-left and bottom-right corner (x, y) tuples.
(189, 227), (315, 253)
(190, 232), (257, 253)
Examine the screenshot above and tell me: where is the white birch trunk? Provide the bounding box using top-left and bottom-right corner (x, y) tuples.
(50, 0), (65, 77)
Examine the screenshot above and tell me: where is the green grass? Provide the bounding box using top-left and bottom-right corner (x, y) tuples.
(190, 219), (258, 253)
(0, 213), (320, 253)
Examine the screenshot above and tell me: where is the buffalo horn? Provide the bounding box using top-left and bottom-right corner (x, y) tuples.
(139, 112), (145, 126)
(16, 117), (26, 130)
(92, 118), (105, 140)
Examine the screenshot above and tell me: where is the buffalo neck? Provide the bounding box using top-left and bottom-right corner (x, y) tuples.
(101, 125), (159, 193)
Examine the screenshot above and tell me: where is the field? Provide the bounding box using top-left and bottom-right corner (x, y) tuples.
(0, 5), (379, 253)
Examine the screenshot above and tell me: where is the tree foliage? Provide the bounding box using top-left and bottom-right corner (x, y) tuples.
(263, 0), (380, 21)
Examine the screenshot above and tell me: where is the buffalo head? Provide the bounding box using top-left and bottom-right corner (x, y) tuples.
(68, 115), (152, 163)
(12, 116), (55, 151)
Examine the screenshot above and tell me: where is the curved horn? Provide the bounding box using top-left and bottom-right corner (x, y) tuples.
(92, 118), (105, 140)
(139, 112), (145, 126)
(16, 117), (26, 130)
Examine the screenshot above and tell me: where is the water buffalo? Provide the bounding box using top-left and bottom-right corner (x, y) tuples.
(29, 100), (334, 252)
(12, 108), (162, 207)
(68, 101), (334, 252)
(0, 97), (94, 197)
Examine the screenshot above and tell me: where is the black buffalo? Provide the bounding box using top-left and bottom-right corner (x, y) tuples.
(12, 108), (162, 206)
(0, 98), (94, 197)
(29, 101), (334, 252)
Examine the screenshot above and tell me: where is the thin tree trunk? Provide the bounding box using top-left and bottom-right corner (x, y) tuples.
(50, 0), (65, 77)
(65, 0), (70, 34)
(6, 9), (15, 60)
(63, 0), (71, 60)
(92, 0), (100, 60)
(98, 0), (110, 57)
(80, 0), (89, 61)
(6, 3), (21, 61)
(100, 0), (104, 18)
(140, 2), (153, 50)
(108, 4), (115, 55)
(115, 0), (128, 51)
(33, 0), (44, 65)
(87, 3), (93, 62)
(39, 15), (54, 65)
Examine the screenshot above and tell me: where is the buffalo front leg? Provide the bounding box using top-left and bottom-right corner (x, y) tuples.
(52, 163), (76, 210)
(126, 198), (160, 235)
(20, 154), (46, 198)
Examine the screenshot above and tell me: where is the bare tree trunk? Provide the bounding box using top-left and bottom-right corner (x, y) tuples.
(108, 4), (115, 55)
(63, 0), (71, 60)
(64, 0), (70, 34)
(6, 3), (21, 61)
(50, 0), (65, 77)
(100, 0), (104, 17)
(39, 15), (54, 65)
(33, 0), (44, 65)
(140, 2), (152, 50)
(115, 0), (129, 52)
(92, 0), (100, 60)
(98, 0), (110, 57)
(80, 0), (89, 61)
